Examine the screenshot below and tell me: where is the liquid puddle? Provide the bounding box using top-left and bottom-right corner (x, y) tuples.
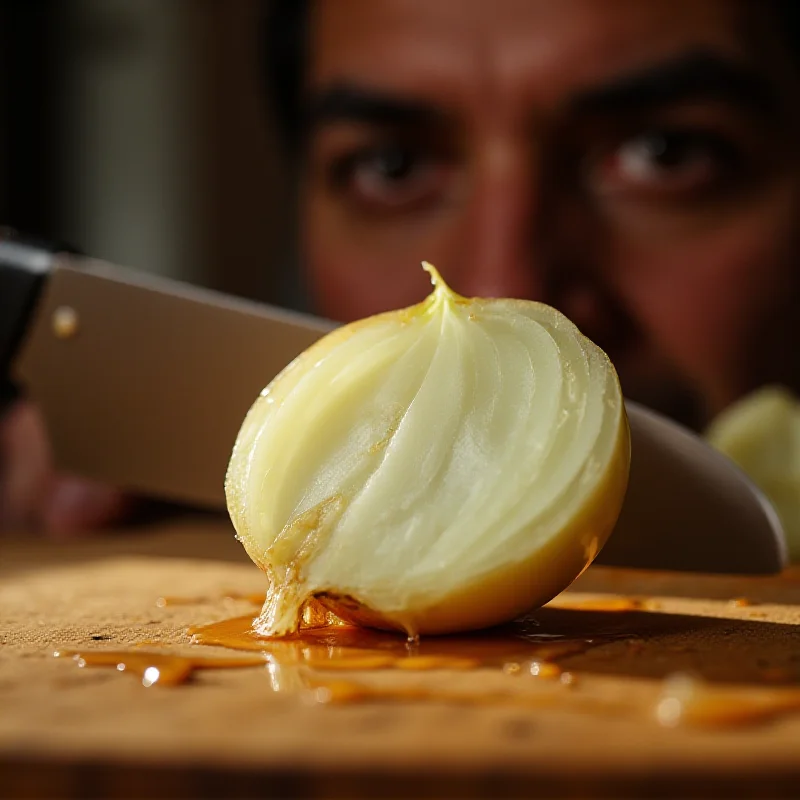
(187, 613), (596, 671)
(52, 592), (800, 728)
(655, 673), (800, 728)
(56, 598), (617, 691)
(54, 649), (267, 687)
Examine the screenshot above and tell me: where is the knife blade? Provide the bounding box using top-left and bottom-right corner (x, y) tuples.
(0, 241), (787, 574)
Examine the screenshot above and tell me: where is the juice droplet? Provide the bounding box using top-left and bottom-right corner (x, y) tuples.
(529, 661), (561, 679)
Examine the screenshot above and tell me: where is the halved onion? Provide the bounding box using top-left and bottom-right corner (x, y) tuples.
(226, 264), (630, 637)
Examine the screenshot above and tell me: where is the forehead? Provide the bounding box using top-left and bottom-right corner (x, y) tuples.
(308, 0), (770, 110)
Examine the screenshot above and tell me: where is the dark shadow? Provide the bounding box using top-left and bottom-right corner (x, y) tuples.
(525, 606), (800, 684)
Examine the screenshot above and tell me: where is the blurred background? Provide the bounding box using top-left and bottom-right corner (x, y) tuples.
(0, 0), (293, 304)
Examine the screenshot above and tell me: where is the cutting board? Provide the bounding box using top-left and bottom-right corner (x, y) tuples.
(2, 515), (800, 799)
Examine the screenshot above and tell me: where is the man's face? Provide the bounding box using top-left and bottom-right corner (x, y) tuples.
(300, 0), (800, 426)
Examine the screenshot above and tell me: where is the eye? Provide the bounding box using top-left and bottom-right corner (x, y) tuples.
(330, 143), (451, 212)
(592, 129), (737, 199)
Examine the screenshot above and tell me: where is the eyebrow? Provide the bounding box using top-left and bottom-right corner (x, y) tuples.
(570, 50), (778, 116)
(303, 51), (777, 136)
(304, 83), (444, 130)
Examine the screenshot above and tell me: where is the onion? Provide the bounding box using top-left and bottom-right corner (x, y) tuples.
(226, 264), (630, 637)
(706, 386), (800, 561)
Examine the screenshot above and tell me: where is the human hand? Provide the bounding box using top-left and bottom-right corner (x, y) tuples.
(0, 399), (133, 535)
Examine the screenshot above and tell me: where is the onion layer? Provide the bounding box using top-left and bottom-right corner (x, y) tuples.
(226, 264), (630, 636)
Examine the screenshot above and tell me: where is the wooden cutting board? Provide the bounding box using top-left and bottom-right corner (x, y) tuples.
(2, 515), (800, 799)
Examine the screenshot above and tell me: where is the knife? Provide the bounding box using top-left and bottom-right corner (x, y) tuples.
(0, 238), (787, 574)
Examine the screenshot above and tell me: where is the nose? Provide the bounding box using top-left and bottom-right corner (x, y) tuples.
(448, 139), (617, 350)
(453, 139), (545, 301)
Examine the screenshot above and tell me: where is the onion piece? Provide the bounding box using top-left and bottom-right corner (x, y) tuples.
(706, 386), (800, 562)
(226, 264), (630, 637)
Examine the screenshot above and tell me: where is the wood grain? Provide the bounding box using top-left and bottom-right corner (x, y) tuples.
(2, 515), (800, 798)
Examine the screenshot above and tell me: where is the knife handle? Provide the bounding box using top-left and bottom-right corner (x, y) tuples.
(0, 230), (76, 407)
